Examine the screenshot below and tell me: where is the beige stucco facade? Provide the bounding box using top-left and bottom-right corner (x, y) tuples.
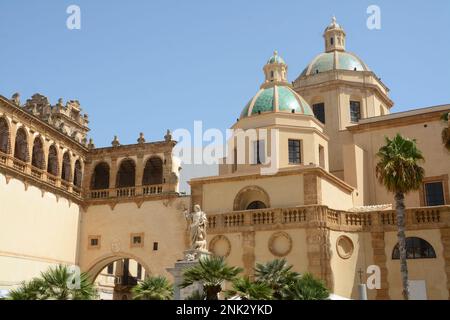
(1, 17), (450, 300)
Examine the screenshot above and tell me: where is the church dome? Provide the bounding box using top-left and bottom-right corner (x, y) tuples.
(300, 51), (370, 77)
(298, 17), (370, 77)
(240, 85), (313, 119)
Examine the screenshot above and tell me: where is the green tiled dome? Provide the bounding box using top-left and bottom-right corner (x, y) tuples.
(300, 51), (369, 76)
(240, 85), (313, 119)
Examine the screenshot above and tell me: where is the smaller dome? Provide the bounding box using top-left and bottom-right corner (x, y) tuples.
(266, 50), (285, 65)
(240, 85), (313, 119)
(324, 16), (343, 32)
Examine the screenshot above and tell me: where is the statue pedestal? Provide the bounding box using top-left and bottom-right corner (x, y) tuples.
(167, 250), (211, 300)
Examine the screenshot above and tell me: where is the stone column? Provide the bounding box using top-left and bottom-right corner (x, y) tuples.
(167, 259), (204, 300)
(135, 153), (144, 195)
(370, 231), (390, 300)
(242, 231), (255, 277)
(306, 226), (333, 290)
(304, 172), (322, 205)
(440, 228), (450, 299)
(109, 157), (117, 196)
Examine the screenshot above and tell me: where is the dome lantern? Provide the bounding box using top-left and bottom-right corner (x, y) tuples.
(263, 50), (288, 86)
(323, 16), (346, 52)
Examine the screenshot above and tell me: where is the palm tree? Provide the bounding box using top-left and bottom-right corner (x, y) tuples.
(441, 112), (450, 151)
(254, 259), (300, 299)
(225, 276), (273, 300)
(8, 264), (98, 300)
(181, 255), (242, 300)
(283, 273), (329, 300)
(7, 278), (47, 300)
(132, 275), (173, 300)
(376, 134), (425, 300)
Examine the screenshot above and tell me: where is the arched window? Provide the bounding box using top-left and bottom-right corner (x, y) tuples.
(233, 185), (271, 211)
(142, 157), (163, 185)
(14, 127), (29, 162)
(392, 237), (436, 260)
(31, 137), (45, 169)
(116, 159), (135, 188)
(246, 201), (267, 210)
(91, 162), (110, 190)
(73, 160), (83, 188)
(47, 145), (59, 176)
(61, 152), (71, 182)
(0, 117), (10, 154)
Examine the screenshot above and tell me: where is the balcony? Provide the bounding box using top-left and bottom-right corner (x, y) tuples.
(88, 184), (164, 202)
(0, 151), (82, 202)
(207, 205), (450, 233)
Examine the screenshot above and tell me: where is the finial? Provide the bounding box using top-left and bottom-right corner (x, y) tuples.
(11, 92), (20, 105)
(88, 138), (95, 149)
(111, 135), (120, 147)
(57, 98), (63, 106)
(273, 50), (278, 56)
(332, 15), (336, 23)
(137, 132), (145, 144)
(164, 129), (172, 142)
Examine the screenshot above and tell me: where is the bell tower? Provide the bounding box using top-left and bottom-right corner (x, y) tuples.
(324, 16), (346, 52)
(262, 51), (288, 86)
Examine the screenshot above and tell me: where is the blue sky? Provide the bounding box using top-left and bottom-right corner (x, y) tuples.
(1, 0), (449, 145)
(1, 1), (449, 191)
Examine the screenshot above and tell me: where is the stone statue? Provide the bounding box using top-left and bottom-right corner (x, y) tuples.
(183, 204), (208, 252)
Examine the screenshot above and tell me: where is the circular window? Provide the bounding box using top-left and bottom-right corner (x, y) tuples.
(268, 232), (292, 257)
(336, 235), (354, 259)
(209, 235), (231, 257)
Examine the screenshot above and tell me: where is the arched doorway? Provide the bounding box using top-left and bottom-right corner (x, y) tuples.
(87, 255), (150, 300)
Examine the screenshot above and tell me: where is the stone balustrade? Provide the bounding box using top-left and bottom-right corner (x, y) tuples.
(88, 184), (164, 201)
(1, 149), (168, 204)
(0, 150), (82, 201)
(207, 205), (450, 233)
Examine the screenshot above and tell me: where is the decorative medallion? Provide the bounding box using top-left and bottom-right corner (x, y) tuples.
(268, 231), (292, 257)
(336, 235), (354, 259)
(209, 235), (231, 257)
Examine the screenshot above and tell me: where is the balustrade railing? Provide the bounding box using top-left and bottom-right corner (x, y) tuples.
(142, 184), (163, 195)
(207, 205), (449, 232)
(0, 151), (168, 202)
(116, 187), (136, 198)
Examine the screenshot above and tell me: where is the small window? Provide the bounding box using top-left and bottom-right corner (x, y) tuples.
(88, 236), (101, 249)
(424, 182), (445, 206)
(350, 101), (361, 123)
(153, 242), (159, 251)
(270, 71), (274, 78)
(133, 236), (141, 244)
(330, 37), (334, 45)
(253, 140), (265, 165)
(312, 103), (325, 124)
(288, 139), (301, 164)
(392, 237), (436, 260)
(130, 233), (144, 248)
(246, 201), (267, 210)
